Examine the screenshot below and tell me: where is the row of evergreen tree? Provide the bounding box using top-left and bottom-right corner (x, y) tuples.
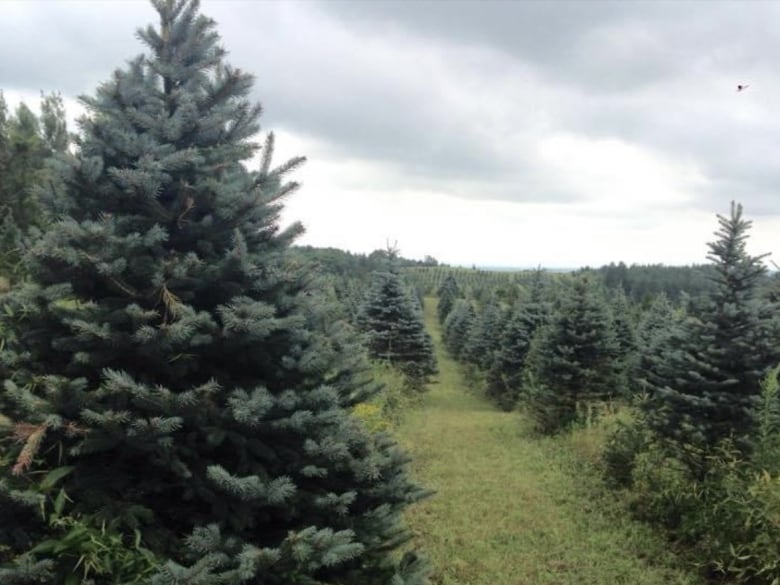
(441, 269), (626, 425)
(0, 91), (70, 281)
(439, 203), (779, 448)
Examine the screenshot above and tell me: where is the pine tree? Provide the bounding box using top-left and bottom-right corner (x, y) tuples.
(0, 92), (69, 280)
(642, 203), (780, 463)
(357, 270), (437, 387)
(485, 272), (548, 411)
(39, 93), (70, 154)
(0, 2), (428, 583)
(462, 297), (505, 370)
(609, 286), (637, 394)
(442, 299), (475, 360)
(524, 276), (619, 434)
(634, 292), (678, 391)
(436, 274), (459, 324)
(636, 292), (675, 351)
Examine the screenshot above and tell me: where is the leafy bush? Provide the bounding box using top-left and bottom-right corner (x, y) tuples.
(0, 466), (159, 584)
(622, 373), (780, 585)
(628, 441), (780, 584)
(602, 409), (654, 489)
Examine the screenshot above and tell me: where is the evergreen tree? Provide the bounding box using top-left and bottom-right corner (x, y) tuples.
(635, 292), (675, 351)
(642, 203), (780, 462)
(462, 297), (505, 370)
(524, 276), (619, 434)
(442, 299), (475, 361)
(39, 93), (70, 154)
(608, 286), (637, 393)
(357, 271), (437, 386)
(485, 272), (548, 411)
(0, 2), (428, 583)
(0, 92), (69, 280)
(436, 274), (459, 324)
(634, 292), (678, 392)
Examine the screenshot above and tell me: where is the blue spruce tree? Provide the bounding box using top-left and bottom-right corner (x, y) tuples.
(524, 276), (619, 434)
(436, 274), (459, 325)
(0, 2), (428, 583)
(642, 203), (780, 468)
(485, 271), (548, 411)
(442, 299), (475, 361)
(357, 270), (437, 389)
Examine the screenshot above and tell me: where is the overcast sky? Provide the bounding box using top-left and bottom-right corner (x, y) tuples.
(3, 0), (780, 268)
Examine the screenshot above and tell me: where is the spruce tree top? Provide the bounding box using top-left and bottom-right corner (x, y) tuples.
(14, 0), (307, 390)
(707, 201), (768, 309)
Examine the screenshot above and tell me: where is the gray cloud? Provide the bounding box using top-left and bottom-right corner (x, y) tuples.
(316, 0), (780, 213)
(3, 0), (780, 217)
(0, 1), (150, 95)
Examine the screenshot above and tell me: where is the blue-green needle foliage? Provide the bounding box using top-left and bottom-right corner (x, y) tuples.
(641, 202), (780, 468)
(0, 2), (428, 583)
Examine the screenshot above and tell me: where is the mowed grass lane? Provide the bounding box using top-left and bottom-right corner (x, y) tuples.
(397, 298), (700, 585)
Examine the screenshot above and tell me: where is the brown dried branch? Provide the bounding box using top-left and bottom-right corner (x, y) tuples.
(12, 422), (48, 476)
(160, 283), (182, 324)
(177, 195), (195, 228)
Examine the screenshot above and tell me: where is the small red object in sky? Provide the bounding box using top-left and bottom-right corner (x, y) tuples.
(737, 84), (749, 92)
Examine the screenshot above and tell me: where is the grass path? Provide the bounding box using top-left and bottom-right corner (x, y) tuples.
(396, 299), (700, 585)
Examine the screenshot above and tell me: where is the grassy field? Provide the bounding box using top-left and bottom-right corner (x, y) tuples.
(396, 298), (700, 585)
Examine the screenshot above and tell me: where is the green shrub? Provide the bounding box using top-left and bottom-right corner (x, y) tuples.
(626, 438), (780, 584)
(603, 411), (653, 489)
(0, 466), (159, 583)
(627, 443), (696, 532)
(612, 369), (780, 584)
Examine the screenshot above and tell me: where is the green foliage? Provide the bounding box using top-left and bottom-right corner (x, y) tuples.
(754, 366), (780, 472)
(0, 92), (69, 280)
(485, 273), (548, 411)
(602, 410), (654, 489)
(641, 202), (780, 464)
(0, 465), (159, 584)
(628, 440), (780, 584)
(0, 2), (427, 583)
(587, 261), (717, 303)
(462, 297), (505, 370)
(436, 274), (459, 324)
(442, 299), (475, 361)
(606, 368), (780, 585)
(357, 271), (437, 387)
(523, 276), (620, 434)
(608, 287), (637, 394)
(635, 292), (678, 377)
(403, 265), (538, 298)
(352, 362), (423, 432)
